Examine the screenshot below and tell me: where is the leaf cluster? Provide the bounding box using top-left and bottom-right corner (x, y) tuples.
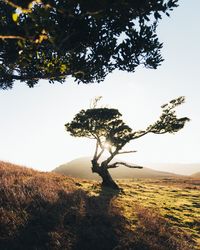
(148, 96), (190, 134)
(65, 108), (133, 149)
(0, 0), (179, 89)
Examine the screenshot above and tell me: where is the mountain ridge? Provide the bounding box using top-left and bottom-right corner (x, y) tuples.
(53, 157), (181, 180)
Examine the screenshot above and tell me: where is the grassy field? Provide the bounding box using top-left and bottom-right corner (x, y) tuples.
(0, 161), (199, 250)
(80, 178), (200, 250)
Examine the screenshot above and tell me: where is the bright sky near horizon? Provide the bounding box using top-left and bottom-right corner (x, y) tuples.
(0, 0), (200, 172)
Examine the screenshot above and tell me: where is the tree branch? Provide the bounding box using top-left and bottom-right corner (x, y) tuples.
(92, 135), (105, 161)
(101, 150), (118, 167)
(3, 0), (32, 12)
(107, 162), (143, 169)
(97, 137), (104, 150)
(131, 130), (149, 140)
(118, 150), (137, 154)
(0, 35), (26, 40)
(93, 140), (99, 160)
(150, 130), (168, 135)
(96, 148), (105, 161)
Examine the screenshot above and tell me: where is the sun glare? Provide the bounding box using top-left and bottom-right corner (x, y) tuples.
(103, 141), (112, 150)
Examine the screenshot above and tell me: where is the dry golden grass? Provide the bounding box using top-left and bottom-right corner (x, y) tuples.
(0, 161), (199, 250)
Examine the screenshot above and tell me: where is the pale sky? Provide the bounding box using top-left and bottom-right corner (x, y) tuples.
(0, 0), (200, 171)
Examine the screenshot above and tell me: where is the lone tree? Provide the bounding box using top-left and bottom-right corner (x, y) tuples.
(65, 96), (189, 190)
(0, 0), (179, 89)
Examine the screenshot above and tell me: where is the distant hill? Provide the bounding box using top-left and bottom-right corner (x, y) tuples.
(146, 163), (200, 176)
(53, 157), (178, 179)
(191, 172), (200, 178)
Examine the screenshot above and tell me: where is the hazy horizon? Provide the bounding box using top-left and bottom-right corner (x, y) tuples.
(2, 154), (200, 176)
(56, 155), (200, 176)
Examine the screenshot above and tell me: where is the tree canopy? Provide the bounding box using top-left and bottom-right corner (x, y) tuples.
(0, 0), (178, 89)
(65, 96), (189, 189)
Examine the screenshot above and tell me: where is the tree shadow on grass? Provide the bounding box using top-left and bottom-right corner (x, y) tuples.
(1, 186), (128, 250)
(74, 187), (122, 250)
(1, 190), (83, 250)
(2, 184), (195, 250)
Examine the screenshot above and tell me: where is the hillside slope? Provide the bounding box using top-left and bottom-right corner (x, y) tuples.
(0, 161), (80, 249)
(0, 161), (199, 250)
(53, 157), (178, 180)
(191, 172), (200, 178)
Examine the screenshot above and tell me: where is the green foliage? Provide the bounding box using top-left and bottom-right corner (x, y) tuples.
(149, 96), (190, 134)
(65, 108), (132, 148)
(0, 0), (179, 89)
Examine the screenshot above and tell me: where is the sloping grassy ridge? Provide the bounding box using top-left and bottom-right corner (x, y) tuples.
(0, 161), (199, 250)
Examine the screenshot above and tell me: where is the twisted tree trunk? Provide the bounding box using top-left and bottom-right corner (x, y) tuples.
(91, 160), (119, 190)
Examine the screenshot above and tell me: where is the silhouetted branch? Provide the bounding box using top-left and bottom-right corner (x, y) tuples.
(131, 131), (149, 140)
(118, 150), (137, 154)
(93, 140), (99, 159)
(102, 151), (118, 167)
(107, 162), (143, 169)
(96, 148), (105, 161)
